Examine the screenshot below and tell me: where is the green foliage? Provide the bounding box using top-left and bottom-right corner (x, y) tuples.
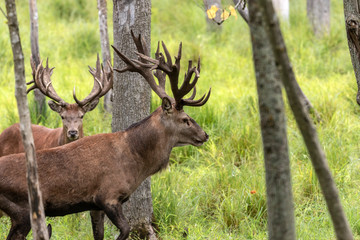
(1, 0), (360, 239)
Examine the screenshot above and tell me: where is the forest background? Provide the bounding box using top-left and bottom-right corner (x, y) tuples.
(1, 0), (360, 239)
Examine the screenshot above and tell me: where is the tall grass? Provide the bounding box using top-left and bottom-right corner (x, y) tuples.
(1, 0), (360, 239)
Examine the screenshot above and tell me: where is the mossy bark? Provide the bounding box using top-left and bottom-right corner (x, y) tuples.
(112, 0), (156, 239)
(248, 2), (295, 239)
(6, 0), (48, 239)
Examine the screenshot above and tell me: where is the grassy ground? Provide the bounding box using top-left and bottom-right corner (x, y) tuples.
(1, 0), (360, 239)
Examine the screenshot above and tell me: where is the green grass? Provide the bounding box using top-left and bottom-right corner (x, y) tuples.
(1, 0), (360, 239)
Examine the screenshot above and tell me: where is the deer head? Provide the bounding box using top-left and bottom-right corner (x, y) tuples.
(112, 31), (211, 147)
(27, 55), (113, 143)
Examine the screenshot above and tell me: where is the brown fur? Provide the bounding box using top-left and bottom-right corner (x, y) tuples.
(0, 104), (208, 240)
(0, 103), (92, 158)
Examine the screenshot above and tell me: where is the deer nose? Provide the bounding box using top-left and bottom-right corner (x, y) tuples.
(205, 132), (209, 141)
(68, 130), (78, 137)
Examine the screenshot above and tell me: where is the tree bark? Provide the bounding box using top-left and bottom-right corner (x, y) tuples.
(5, 0), (48, 239)
(344, 0), (360, 105)
(248, 2), (295, 239)
(112, 0), (156, 239)
(233, 0), (249, 24)
(203, 0), (222, 31)
(29, 0), (46, 122)
(259, 0), (353, 239)
(97, 0), (113, 112)
(307, 0), (331, 36)
(271, 0), (289, 22)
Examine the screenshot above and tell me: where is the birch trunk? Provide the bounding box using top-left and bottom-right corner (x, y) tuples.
(5, 0), (48, 239)
(29, 0), (46, 122)
(112, 0), (156, 238)
(343, 0), (360, 105)
(271, 0), (289, 21)
(307, 0), (331, 36)
(248, 1), (295, 239)
(260, 0), (353, 239)
(97, 0), (112, 112)
(203, 0), (222, 31)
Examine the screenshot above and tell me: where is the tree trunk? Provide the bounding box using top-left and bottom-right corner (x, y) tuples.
(233, 0), (249, 24)
(29, 0), (46, 122)
(203, 0), (222, 31)
(5, 0), (48, 239)
(343, 0), (360, 105)
(259, 0), (353, 239)
(307, 0), (331, 36)
(97, 0), (113, 112)
(112, 0), (156, 239)
(272, 0), (289, 21)
(248, 2), (295, 239)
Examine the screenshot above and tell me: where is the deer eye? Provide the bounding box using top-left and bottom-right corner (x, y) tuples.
(182, 118), (190, 126)
(61, 116), (65, 120)
(80, 115), (84, 119)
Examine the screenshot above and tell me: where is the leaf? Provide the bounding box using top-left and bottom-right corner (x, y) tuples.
(206, 5), (219, 20)
(229, 6), (238, 20)
(221, 9), (230, 21)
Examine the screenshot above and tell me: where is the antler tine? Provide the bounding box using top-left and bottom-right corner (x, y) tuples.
(184, 86), (197, 101)
(112, 33), (170, 101)
(73, 54), (104, 107)
(161, 41), (172, 66)
(95, 60), (114, 99)
(27, 57), (66, 105)
(182, 88), (211, 107)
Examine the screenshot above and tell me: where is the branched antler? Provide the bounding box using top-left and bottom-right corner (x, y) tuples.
(27, 57), (65, 106)
(112, 30), (211, 110)
(73, 54), (113, 107)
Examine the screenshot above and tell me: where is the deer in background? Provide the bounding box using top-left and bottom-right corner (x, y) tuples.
(0, 55), (113, 157)
(0, 32), (210, 240)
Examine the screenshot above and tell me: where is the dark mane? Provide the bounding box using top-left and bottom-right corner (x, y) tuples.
(125, 108), (160, 131)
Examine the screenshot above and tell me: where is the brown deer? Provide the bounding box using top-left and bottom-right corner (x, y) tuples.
(0, 55), (113, 157)
(0, 32), (211, 240)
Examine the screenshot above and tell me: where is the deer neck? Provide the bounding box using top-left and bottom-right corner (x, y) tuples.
(124, 108), (176, 177)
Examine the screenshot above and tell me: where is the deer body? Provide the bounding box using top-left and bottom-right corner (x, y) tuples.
(0, 104), (208, 240)
(0, 124), (61, 157)
(0, 32), (211, 240)
(0, 102), (86, 157)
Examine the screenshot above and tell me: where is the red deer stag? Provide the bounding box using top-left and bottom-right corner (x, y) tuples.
(0, 32), (210, 240)
(0, 55), (113, 157)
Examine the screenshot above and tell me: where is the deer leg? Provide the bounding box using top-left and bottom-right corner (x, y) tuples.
(90, 210), (105, 240)
(0, 196), (31, 240)
(103, 203), (130, 240)
(6, 214), (31, 240)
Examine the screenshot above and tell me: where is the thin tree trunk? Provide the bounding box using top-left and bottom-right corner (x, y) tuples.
(272, 0), (289, 21)
(203, 0), (222, 31)
(248, 2), (295, 239)
(97, 0), (112, 112)
(344, 0), (360, 105)
(29, 0), (46, 122)
(307, 0), (331, 36)
(5, 0), (48, 239)
(259, 0), (353, 239)
(233, 0), (249, 24)
(112, 0), (156, 239)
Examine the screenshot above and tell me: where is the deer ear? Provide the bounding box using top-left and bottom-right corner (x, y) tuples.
(82, 99), (99, 112)
(48, 100), (63, 113)
(161, 97), (173, 113)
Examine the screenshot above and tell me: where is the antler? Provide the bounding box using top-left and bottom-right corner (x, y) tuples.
(73, 54), (113, 107)
(112, 31), (169, 101)
(27, 57), (66, 106)
(112, 30), (211, 110)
